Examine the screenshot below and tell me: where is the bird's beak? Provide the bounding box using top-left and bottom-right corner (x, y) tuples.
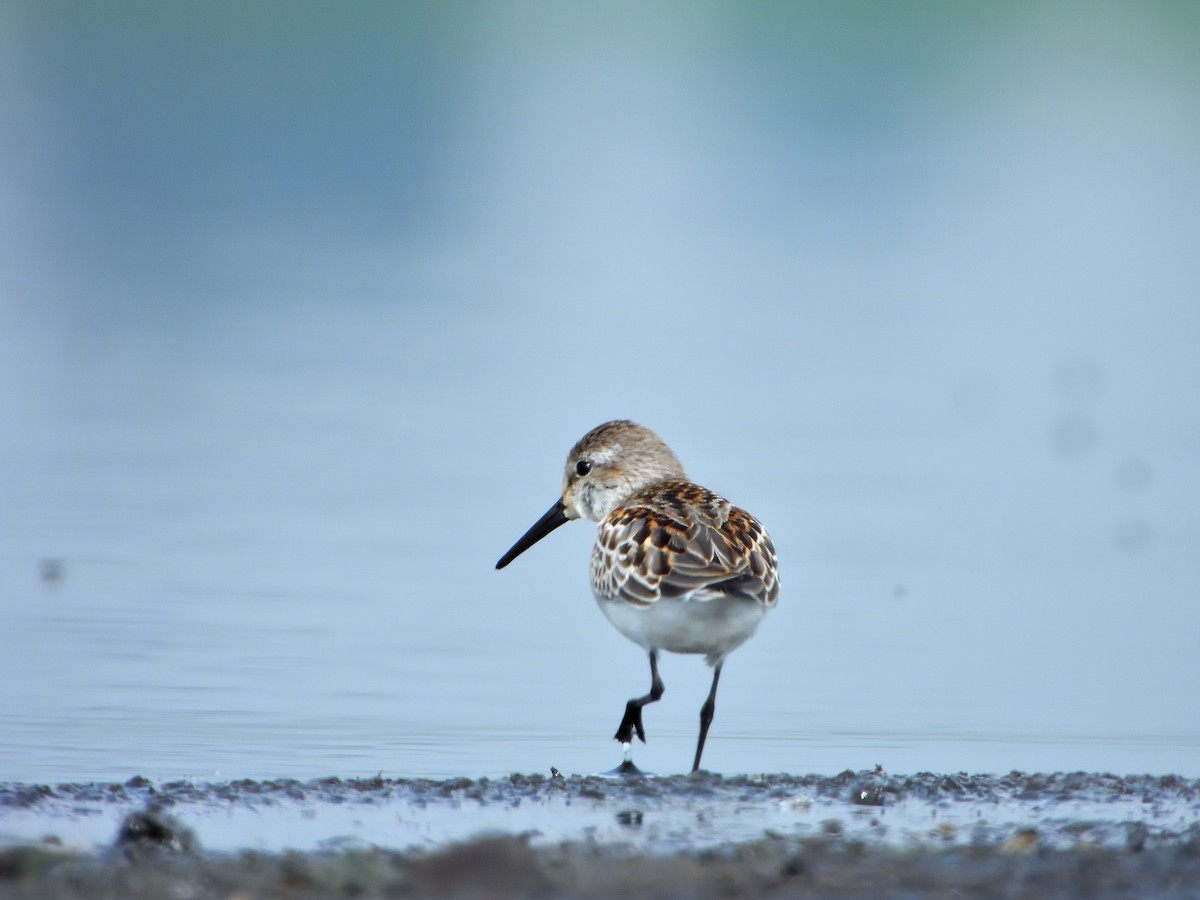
(495, 498), (570, 569)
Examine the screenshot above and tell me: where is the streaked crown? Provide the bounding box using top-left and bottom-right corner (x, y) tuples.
(562, 420), (687, 522)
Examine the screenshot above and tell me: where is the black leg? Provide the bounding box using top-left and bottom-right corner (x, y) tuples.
(691, 663), (723, 772)
(614, 650), (664, 744)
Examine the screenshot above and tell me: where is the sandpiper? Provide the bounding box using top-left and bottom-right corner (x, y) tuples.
(496, 420), (779, 773)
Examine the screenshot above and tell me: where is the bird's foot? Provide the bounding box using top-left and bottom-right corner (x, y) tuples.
(614, 701), (647, 744)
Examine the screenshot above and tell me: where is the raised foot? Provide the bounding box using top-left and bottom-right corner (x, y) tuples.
(613, 700), (648, 744)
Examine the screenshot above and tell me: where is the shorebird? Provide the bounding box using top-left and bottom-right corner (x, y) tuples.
(495, 420), (779, 773)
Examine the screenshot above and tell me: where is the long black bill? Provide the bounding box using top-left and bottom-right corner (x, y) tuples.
(495, 498), (570, 569)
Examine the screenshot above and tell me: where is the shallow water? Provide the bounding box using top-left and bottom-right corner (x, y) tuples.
(3, 772), (1198, 856)
(5, 777), (1200, 900)
(2, 4), (1200, 786)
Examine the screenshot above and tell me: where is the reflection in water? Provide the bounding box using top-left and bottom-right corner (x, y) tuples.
(615, 809), (644, 830)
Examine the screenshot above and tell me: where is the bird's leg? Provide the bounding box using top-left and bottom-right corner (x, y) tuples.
(691, 663), (723, 772)
(614, 650), (664, 744)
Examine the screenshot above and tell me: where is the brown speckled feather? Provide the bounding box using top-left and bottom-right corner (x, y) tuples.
(496, 420), (780, 769)
(591, 480), (780, 610)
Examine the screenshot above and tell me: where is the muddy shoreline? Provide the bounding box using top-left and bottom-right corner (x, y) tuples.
(2, 771), (1199, 897)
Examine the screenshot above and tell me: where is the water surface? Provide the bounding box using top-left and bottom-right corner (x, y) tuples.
(1, 3), (1198, 784)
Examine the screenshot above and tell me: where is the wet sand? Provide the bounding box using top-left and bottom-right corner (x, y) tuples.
(2, 771), (1199, 898)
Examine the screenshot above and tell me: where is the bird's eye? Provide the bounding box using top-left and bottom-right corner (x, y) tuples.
(575, 460), (592, 476)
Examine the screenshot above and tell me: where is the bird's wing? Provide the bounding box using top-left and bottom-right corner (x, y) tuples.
(591, 501), (779, 608)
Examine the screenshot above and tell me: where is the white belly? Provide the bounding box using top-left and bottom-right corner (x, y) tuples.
(596, 593), (768, 666)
